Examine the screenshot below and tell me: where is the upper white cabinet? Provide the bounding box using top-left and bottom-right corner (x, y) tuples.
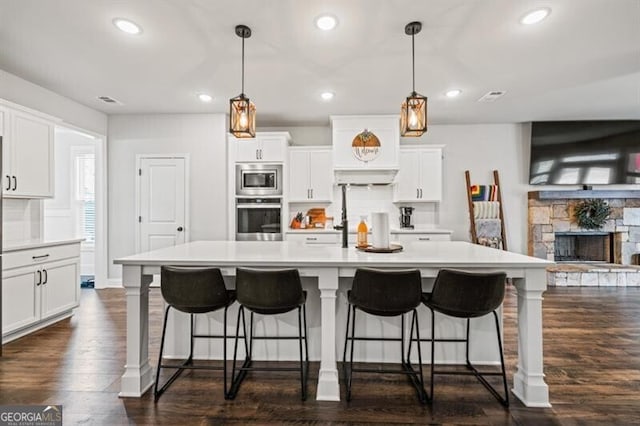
(1, 104), (55, 198)
(394, 146), (443, 202)
(232, 132), (290, 162)
(289, 147), (333, 202)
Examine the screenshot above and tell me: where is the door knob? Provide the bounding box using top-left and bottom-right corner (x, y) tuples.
(177, 226), (184, 232)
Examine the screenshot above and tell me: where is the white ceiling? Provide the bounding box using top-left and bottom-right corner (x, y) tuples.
(1, 0), (639, 127)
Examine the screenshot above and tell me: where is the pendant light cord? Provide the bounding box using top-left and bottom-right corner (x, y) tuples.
(241, 35), (245, 95)
(411, 32), (416, 94)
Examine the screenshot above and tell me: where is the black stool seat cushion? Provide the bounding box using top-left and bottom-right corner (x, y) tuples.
(422, 269), (507, 318)
(349, 268), (422, 316)
(236, 268), (305, 315)
(161, 266), (235, 314)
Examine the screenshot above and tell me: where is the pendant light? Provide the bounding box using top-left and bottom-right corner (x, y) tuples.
(229, 24), (256, 138)
(400, 21), (427, 137)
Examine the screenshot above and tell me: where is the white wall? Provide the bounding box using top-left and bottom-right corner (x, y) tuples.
(107, 114), (228, 281)
(0, 69), (107, 135)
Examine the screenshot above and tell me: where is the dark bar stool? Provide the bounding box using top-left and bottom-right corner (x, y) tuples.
(154, 266), (236, 402)
(343, 268), (426, 403)
(228, 267), (309, 400)
(413, 269), (509, 406)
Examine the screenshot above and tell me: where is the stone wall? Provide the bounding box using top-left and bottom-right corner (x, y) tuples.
(528, 195), (640, 264)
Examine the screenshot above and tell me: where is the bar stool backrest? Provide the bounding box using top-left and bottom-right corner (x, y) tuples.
(427, 269), (507, 318)
(236, 268), (303, 314)
(160, 266), (230, 314)
(351, 268), (422, 316)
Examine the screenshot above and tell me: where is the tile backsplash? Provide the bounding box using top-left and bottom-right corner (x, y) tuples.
(288, 185), (438, 231)
(3, 199), (42, 244)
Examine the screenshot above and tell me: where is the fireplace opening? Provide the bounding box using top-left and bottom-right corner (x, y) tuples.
(554, 232), (613, 263)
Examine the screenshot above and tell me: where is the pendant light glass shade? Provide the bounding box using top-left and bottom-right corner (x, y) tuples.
(229, 94), (256, 138)
(400, 92), (427, 136)
(400, 22), (427, 137)
(230, 25), (256, 138)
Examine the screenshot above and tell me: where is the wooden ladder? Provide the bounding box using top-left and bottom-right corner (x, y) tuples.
(465, 170), (508, 251)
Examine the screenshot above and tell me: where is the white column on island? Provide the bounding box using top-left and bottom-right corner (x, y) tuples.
(119, 265), (154, 397)
(512, 268), (551, 407)
(315, 267), (341, 401)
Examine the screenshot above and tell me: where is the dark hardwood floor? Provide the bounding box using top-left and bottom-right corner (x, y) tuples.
(1, 285), (639, 425)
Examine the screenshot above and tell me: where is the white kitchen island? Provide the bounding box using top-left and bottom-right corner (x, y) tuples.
(114, 240), (552, 407)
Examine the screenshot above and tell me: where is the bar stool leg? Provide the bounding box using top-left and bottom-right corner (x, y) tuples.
(223, 305), (229, 399)
(430, 308), (436, 401)
(342, 303), (352, 381)
(412, 309), (427, 403)
(154, 305), (172, 402)
(493, 311), (510, 407)
(346, 307), (357, 401)
(297, 306), (307, 401)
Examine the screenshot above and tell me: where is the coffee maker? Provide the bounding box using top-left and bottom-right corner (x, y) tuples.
(399, 206), (414, 229)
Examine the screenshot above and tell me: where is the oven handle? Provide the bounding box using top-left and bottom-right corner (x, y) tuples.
(236, 204), (282, 209)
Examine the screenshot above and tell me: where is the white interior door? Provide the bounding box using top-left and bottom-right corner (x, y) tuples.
(138, 156), (188, 253)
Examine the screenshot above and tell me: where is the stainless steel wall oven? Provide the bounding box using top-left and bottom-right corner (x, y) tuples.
(236, 197), (282, 241)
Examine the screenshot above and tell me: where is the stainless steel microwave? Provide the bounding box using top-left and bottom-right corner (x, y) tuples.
(235, 163), (282, 196)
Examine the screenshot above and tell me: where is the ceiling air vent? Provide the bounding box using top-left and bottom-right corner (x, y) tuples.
(477, 91), (506, 102)
(97, 96), (123, 105)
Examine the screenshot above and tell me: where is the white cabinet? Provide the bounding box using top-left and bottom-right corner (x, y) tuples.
(394, 146), (443, 202)
(1, 105), (55, 198)
(289, 147), (333, 202)
(233, 132), (290, 162)
(285, 232), (339, 245)
(391, 232), (452, 243)
(2, 242), (80, 341)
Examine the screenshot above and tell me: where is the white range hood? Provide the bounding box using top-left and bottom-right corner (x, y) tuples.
(331, 115), (400, 185)
(333, 167), (398, 185)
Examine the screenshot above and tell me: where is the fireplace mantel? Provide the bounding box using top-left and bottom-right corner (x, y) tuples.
(529, 190), (640, 200)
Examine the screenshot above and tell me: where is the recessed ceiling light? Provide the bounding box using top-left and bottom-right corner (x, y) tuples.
(445, 89), (462, 98)
(320, 91), (334, 101)
(315, 15), (338, 31)
(113, 18), (142, 35)
(520, 8), (551, 25)
(198, 93), (213, 103)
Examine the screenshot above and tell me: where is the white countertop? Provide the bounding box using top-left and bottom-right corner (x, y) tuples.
(285, 227), (453, 234)
(3, 238), (84, 253)
(114, 240), (551, 270)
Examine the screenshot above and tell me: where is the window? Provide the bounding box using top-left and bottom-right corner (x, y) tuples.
(76, 154), (96, 244)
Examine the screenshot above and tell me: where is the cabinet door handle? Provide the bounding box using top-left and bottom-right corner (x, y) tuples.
(36, 270), (42, 286)
(12, 175), (17, 191)
(260, 149), (263, 159)
(32, 254), (50, 260)
(5, 175), (10, 191)
(419, 188), (423, 199)
(43, 269), (48, 284)
(416, 188), (420, 199)
(310, 189), (313, 199)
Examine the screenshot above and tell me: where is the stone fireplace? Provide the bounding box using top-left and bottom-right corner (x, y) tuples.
(528, 190), (640, 286)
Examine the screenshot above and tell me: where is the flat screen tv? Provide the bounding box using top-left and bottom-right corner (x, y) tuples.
(529, 120), (640, 185)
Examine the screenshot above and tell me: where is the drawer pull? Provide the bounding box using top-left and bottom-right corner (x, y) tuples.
(306, 237), (318, 241)
(418, 237), (431, 241)
(32, 254), (50, 260)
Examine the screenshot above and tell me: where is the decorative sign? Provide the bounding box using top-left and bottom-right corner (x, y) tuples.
(351, 129), (380, 163)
